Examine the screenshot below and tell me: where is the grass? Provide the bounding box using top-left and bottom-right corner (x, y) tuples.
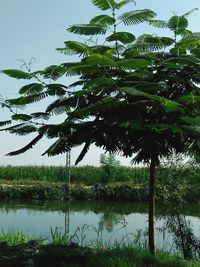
(0, 242), (198, 267)
(0, 229), (36, 245)
(0, 229), (198, 266)
(0, 165), (149, 185)
(0, 164), (200, 187)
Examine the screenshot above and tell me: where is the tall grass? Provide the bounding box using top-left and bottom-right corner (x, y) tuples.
(0, 229), (38, 245)
(0, 165), (149, 185)
(0, 228), (198, 266)
(0, 165), (199, 186)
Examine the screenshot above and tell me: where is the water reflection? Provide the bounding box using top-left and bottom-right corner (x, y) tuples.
(0, 199), (199, 255)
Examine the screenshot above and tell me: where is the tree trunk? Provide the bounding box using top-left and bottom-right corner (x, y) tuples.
(148, 155), (156, 256)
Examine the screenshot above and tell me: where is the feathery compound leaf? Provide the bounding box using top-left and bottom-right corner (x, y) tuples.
(1, 123), (37, 135)
(90, 15), (114, 26)
(119, 9), (156, 26)
(118, 58), (150, 69)
(75, 141), (91, 165)
(92, 0), (117, 10)
(19, 83), (44, 95)
(46, 97), (77, 114)
(67, 24), (107, 35)
(7, 92), (48, 105)
(116, 0), (136, 9)
(1, 69), (33, 80)
(46, 84), (67, 96)
(168, 16), (188, 32)
(119, 87), (151, 97)
(56, 41), (90, 56)
(181, 116), (200, 126)
(106, 32), (135, 44)
(43, 65), (66, 80)
(42, 137), (72, 156)
(6, 134), (43, 156)
(86, 54), (117, 65)
(131, 34), (174, 51)
(11, 114), (32, 121)
(158, 98), (183, 112)
(179, 95), (200, 104)
(148, 19), (168, 28)
(31, 112), (50, 120)
(175, 28), (193, 37)
(0, 120), (12, 127)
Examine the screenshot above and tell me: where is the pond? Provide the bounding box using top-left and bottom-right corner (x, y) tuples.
(0, 200), (199, 255)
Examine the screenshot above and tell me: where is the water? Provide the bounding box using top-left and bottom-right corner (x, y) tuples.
(0, 200), (199, 254)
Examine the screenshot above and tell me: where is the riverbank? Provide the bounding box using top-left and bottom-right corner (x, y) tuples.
(0, 242), (198, 267)
(0, 181), (199, 203)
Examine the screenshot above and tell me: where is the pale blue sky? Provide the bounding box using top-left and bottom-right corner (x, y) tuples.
(0, 0), (200, 166)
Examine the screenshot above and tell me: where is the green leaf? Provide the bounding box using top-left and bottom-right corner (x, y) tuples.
(172, 38), (200, 54)
(175, 28), (193, 37)
(86, 54), (116, 65)
(19, 83), (44, 95)
(158, 98), (183, 112)
(84, 77), (116, 89)
(6, 134), (43, 156)
(67, 24), (107, 35)
(63, 62), (102, 77)
(116, 0), (136, 9)
(132, 34), (174, 51)
(42, 137), (72, 156)
(91, 0), (117, 10)
(46, 97), (77, 115)
(31, 112), (50, 120)
(7, 92), (48, 105)
(119, 9), (156, 26)
(56, 41), (89, 56)
(191, 48), (200, 58)
(181, 116), (200, 126)
(148, 19), (168, 28)
(2, 123), (37, 135)
(1, 69), (33, 80)
(46, 84), (67, 96)
(75, 141), (91, 165)
(43, 65), (66, 80)
(179, 95), (200, 104)
(118, 58), (150, 69)
(106, 32), (135, 44)
(119, 87), (150, 97)
(90, 15), (114, 26)
(168, 16), (188, 32)
(11, 114), (32, 121)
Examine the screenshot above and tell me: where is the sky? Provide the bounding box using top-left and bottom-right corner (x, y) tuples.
(0, 0), (200, 166)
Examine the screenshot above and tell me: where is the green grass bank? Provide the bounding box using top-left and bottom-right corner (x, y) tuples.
(0, 242), (199, 267)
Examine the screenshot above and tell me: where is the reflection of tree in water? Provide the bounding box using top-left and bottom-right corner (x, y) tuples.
(98, 211), (125, 232)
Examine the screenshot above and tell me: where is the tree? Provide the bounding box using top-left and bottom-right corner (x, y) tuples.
(1, 0), (200, 256)
(100, 153), (120, 183)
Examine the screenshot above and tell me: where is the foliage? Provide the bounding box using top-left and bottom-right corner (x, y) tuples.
(100, 153), (120, 183)
(0, 165), (148, 185)
(1, 2), (200, 164)
(156, 155), (200, 259)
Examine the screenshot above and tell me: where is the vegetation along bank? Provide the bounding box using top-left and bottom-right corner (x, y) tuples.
(0, 165), (199, 203)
